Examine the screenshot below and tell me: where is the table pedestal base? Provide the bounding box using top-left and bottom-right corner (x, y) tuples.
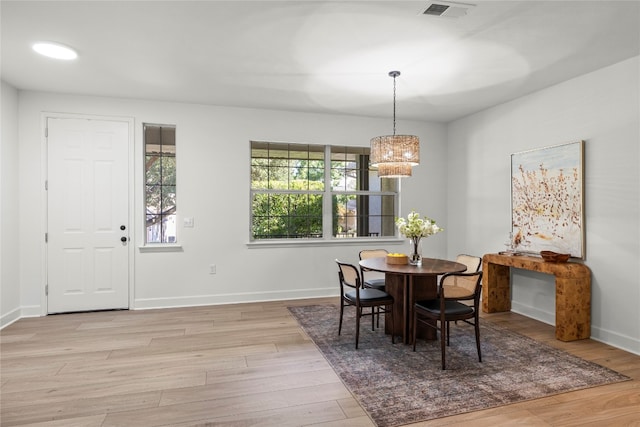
(384, 273), (438, 344)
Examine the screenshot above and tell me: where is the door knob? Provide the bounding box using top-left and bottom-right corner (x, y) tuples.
(120, 225), (126, 230)
(121, 236), (127, 242)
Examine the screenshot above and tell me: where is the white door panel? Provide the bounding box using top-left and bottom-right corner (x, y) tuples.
(47, 118), (129, 313)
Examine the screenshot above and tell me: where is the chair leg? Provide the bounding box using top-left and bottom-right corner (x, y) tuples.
(412, 310), (417, 351)
(355, 306), (361, 349)
(446, 321), (450, 346)
(371, 307), (375, 331)
(389, 304), (395, 344)
(338, 300), (344, 336)
(440, 319), (447, 370)
(475, 318), (482, 363)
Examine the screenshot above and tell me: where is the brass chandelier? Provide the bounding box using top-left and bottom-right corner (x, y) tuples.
(370, 71), (420, 178)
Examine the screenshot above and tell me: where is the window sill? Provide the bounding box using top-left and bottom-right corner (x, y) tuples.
(138, 245), (184, 253)
(246, 237), (404, 249)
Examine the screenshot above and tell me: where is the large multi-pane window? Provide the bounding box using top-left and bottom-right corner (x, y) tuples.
(250, 141), (397, 240)
(144, 124), (176, 243)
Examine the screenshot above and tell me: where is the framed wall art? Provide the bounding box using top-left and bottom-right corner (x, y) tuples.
(511, 141), (585, 259)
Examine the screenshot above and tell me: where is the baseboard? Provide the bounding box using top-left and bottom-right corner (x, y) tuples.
(1, 290), (338, 329)
(133, 288), (339, 310)
(509, 301), (640, 356)
(591, 325), (640, 356)
(0, 307), (21, 329)
(0, 305), (42, 329)
(1, 290), (338, 328)
(510, 301), (555, 326)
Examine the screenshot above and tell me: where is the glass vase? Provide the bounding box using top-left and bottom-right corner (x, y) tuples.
(409, 236), (422, 266)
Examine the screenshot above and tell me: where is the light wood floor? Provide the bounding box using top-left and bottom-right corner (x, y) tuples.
(1, 297), (639, 427)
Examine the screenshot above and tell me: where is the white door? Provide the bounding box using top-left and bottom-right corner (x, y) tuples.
(47, 118), (130, 313)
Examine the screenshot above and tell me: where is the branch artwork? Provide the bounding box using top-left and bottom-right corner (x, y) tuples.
(511, 141), (585, 259)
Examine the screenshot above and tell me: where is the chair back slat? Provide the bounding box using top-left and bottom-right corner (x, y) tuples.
(359, 249), (388, 260)
(441, 271), (482, 300)
(358, 249), (388, 285)
(336, 260), (360, 290)
(455, 254), (482, 272)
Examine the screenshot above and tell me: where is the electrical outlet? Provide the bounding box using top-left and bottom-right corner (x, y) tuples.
(209, 264), (216, 274)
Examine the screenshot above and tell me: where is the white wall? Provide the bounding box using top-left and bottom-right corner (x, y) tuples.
(447, 56), (640, 354)
(9, 58), (639, 355)
(0, 81), (21, 326)
(15, 92), (448, 317)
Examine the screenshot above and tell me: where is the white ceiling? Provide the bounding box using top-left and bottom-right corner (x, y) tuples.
(2, 1), (639, 122)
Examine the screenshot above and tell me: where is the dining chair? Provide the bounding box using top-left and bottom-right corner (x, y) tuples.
(336, 260), (395, 349)
(358, 249), (388, 290)
(359, 249), (388, 327)
(412, 271), (483, 369)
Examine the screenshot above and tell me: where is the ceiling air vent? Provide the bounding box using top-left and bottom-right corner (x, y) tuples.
(421, 1), (475, 18)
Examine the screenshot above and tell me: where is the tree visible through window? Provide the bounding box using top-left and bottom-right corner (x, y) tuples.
(251, 142), (324, 239)
(250, 141), (397, 240)
(144, 124), (176, 243)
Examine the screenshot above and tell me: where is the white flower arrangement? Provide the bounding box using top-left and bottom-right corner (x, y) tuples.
(395, 210), (443, 239)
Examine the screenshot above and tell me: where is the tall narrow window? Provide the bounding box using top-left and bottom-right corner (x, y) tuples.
(144, 124), (176, 243)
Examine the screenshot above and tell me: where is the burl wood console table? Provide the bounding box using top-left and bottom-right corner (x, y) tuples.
(482, 253), (591, 341)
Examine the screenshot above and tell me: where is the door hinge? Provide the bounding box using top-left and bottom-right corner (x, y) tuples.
(45, 180), (48, 191)
(45, 284), (48, 296)
(45, 233), (48, 243)
(45, 127), (48, 138)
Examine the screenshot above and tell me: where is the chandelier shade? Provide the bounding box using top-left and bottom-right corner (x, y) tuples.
(370, 70), (420, 178)
(370, 134), (420, 166)
(376, 162), (413, 178)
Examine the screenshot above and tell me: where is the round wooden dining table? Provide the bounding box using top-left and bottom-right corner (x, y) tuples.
(359, 257), (467, 344)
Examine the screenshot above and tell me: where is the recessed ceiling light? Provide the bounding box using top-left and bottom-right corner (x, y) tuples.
(32, 42), (78, 60)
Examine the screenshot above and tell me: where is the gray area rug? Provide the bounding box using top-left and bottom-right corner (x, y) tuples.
(288, 304), (629, 427)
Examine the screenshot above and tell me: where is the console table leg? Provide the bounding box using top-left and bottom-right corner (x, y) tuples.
(482, 261), (511, 313)
(555, 277), (591, 341)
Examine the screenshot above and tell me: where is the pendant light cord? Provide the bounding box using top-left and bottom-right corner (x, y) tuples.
(389, 70), (400, 136)
(393, 74), (397, 136)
